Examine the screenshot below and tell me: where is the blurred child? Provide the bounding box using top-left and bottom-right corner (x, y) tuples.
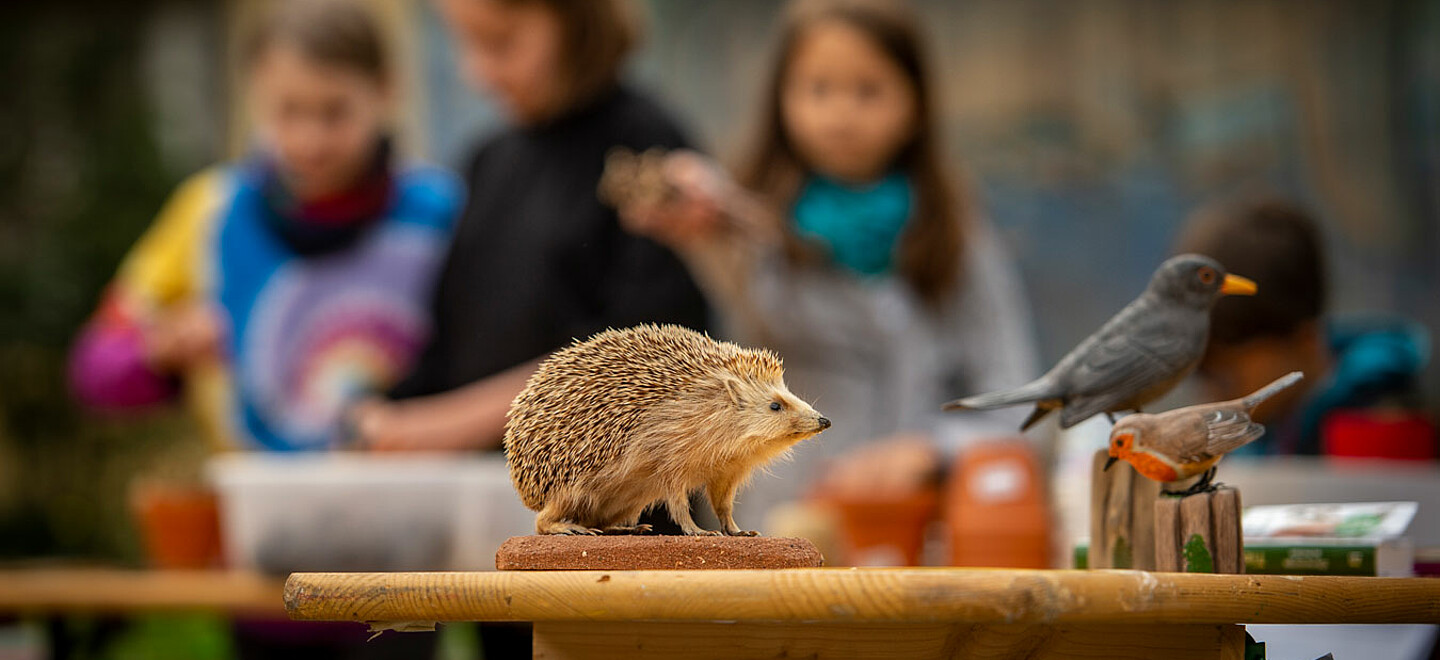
(1176, 196), (1433, 457)
(619, 0), (1038, 522)
(69, 0), (459, 452)
(68, 2), (459, 656)
(352, 0), (709, 452)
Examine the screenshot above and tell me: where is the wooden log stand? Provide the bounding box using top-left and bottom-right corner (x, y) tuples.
(1155, 487), (1244, 573)
(1090, 449), (1244, 574)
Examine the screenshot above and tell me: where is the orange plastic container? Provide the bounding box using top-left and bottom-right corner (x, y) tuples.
(130, 482), (223, 569)
(945, 441), (1051, 568)
(823, 490), (939, 566)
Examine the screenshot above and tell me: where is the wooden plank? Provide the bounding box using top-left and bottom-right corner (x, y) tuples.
(1219, 623), (1247, 660)
(1210, 489), (1242, 574)
(1129, 472), (1161, 571)
(1091, 450), (1160, 570)
(1232, 489), (1245, 573)
(0, 569), (285, 615)
(1154, 496), (1181, 572)
(284, 569), (1440, 625)
(532, 621), (1245, 660)
(1181, 494), (1214, 572)
(1089, 450), (1111, 566)
(1103, 457), (1134, 568)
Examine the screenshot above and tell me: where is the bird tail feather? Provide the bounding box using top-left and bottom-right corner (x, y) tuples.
(1242, 371), (1304, 410)
(943, 377), (1058, 411)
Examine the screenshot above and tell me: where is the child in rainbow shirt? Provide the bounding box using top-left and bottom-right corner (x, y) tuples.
(69, 1), (459, 452)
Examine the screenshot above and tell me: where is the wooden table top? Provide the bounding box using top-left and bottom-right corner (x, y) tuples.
(284, 568), (1440, 625)
(0, 568), (287, 616)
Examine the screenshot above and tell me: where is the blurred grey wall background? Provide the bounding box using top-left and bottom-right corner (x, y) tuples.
(426, 0), (1440, 396)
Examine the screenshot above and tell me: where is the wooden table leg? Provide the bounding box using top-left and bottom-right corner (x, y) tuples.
(532, 621), (1246, 659)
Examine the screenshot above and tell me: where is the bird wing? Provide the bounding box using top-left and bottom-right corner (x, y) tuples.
(1196, 408), (1264, 459)
(1056, 333), (1182, 427)
(1059, 389), (1135, 428)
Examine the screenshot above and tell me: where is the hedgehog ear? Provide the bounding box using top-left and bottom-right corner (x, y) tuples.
(722, 377), (745, 407)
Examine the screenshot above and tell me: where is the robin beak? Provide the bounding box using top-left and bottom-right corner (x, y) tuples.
(1104, 456), (1118, 471)
(1220, 274), (1257, 296)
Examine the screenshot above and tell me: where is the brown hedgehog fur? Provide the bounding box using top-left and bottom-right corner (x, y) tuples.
(504, 324), (830, 536)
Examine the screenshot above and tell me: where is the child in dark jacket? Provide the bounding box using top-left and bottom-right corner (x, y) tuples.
(354, 0), (709, 453)
(1176, 196), (1433, 458)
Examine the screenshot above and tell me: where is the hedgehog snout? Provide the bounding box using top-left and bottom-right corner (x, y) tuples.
(817, 416), (831, 430)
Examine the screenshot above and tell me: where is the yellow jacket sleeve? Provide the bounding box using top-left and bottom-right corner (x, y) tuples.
(112, 169), (224, 314)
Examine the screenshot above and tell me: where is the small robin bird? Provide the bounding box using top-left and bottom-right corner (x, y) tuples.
(943, 254), (1257, 430)
(1106, 371), (1304, 495)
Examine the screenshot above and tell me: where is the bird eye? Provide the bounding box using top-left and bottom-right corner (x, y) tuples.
(1198, 267), (1217, 284)
(769, 401), (782, 412)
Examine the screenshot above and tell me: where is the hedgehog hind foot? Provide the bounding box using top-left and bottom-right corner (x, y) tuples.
(683, 528), (723, 536)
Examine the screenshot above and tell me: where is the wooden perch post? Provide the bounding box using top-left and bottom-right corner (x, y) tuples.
(1154, 486), (1244, 573)
(1088, 449), (1162, 569)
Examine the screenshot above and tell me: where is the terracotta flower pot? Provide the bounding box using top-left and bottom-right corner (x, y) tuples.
(944, 441), (1051, 568)
(130, 481), (223, 569)
(822, 491), (939, 566)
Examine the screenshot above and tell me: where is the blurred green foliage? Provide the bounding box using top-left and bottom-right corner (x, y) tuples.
(0, 2), (206, 561)
(105, 615), (234, 660)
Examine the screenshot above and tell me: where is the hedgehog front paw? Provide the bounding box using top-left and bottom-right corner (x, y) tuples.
(601, 524), (653, 535)
(552, 525), (603, 536)
(540, 520), (600, 535)
(725, 529), (760, 537)
(683, 528), (723, 536)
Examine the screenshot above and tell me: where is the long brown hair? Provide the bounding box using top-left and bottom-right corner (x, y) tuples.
(736, 0), (969, 307)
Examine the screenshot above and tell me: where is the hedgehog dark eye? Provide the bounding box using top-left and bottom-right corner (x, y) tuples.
(1198, 267), (1217, 285)
(769, 401), (782, 412)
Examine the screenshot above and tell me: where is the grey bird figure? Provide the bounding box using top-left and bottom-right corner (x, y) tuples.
(943, 254), (1257, 430)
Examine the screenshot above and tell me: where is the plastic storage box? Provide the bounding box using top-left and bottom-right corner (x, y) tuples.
(207, 453), (534, 574)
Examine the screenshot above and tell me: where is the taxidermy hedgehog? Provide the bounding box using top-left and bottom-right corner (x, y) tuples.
(504, 324), (831, 536)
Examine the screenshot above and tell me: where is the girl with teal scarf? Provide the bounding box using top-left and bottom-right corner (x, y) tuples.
(793, 172), (914, 277)
(615, 0), (1038, 532)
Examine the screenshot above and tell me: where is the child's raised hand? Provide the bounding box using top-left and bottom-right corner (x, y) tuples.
(606, 148), (727, 250)
(346, 359), (538, 453)
(143, 302), (224, 372)
(348, 397), (452, 453)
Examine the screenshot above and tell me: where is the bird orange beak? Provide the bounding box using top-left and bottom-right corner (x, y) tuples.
(1220, 274), (1257, 296)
